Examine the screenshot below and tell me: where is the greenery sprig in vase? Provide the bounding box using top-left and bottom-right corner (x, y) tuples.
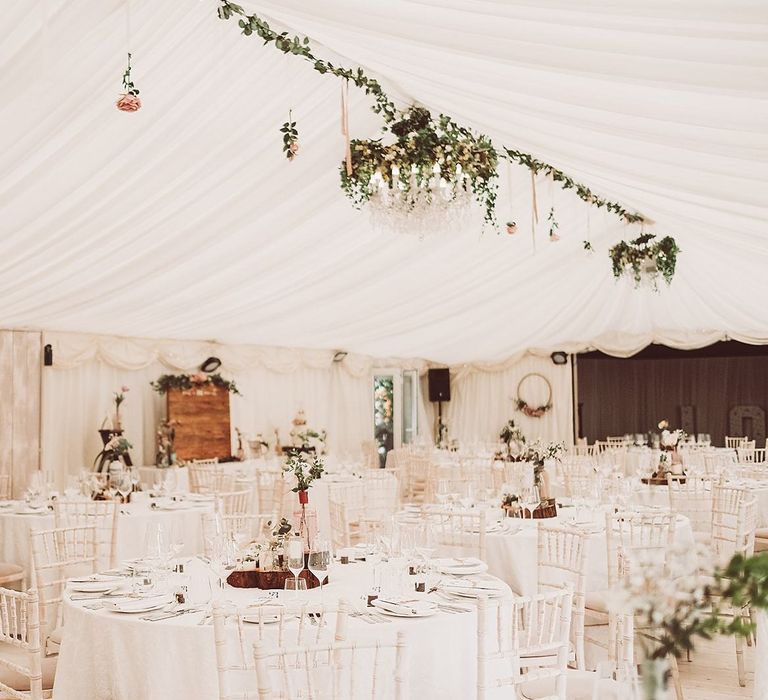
(283, 453), (325, 503)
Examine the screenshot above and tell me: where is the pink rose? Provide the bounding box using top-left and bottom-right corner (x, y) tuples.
(549, 233), (560, 242)
(121, 385), (130, 392)
(191, 372), (207, 384)
(116, 94), (141, 112)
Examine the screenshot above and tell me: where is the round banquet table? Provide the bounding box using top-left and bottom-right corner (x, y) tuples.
(587, 479), (768, 529)
(53, 559), (511, 700)
(0, 499), (210, 571)
(482, 507), (695, 597)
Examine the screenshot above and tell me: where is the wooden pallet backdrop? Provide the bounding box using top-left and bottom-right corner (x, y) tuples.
(166, 385), (231, 460)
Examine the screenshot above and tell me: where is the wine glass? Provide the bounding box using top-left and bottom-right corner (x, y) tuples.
(519, 484), (540, 521)
(144, 522), (171, 569)
(308, 537), (330, 597)
(286, 534), (305, 597)
(435, 480), (449, 505)
(115, 469), (133, 504)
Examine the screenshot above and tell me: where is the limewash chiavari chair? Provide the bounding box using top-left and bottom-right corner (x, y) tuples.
(724, 436), (749, 450)
(705, 495), (757, 687)
(360, 440), (379, 469)
(252, 629), (406, 700)
(476, 587), (572, 700)
(215, 490), (252, 516)
(536, 525), (588, 671)
(736, 446), (766, 464)
(584, 511), (681, 698)
(29, 526), (97, 656)
(667, 478), (715, 544)
(402, 454), (430, 503)
(0, 588), (55, 699)
(254, 470), (285, 515)
(567, 443), (595, 458)
(328, 500), (351, 551)
(213, 599), (351, 700)
(53, 500), (118, 570)
(423, 508), (487, 561)
(0, 474), (10, 500)
(189, 462), (235, 494)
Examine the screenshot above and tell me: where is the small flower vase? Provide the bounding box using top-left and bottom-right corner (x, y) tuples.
(641, 658), (672, 700)
(111, 412), (122, 431)
(538, 470), (551, 500)
(259, 550), (275, 571)
(293, 504), (317, 552)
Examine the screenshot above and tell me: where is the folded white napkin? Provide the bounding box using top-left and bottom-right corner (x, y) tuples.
(373, 597), (437, 616)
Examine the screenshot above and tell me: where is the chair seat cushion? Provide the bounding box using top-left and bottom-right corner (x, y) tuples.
(0, 641), (57, 690)
(44, 627), (63, 656)
(519, 670), (621, 700)
(0, 563), (24, 586)
(584, 590), (609, 614)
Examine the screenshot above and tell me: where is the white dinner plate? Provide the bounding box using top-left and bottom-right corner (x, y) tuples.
(433, 558), (488, 576)
(69, 581), (121, 593)
(441, 579), (506, 599)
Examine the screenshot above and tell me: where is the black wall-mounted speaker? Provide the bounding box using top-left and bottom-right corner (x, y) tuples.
(427, 368), (451, 402)
(551, 351), (568, 365)
(43, 344), (53, 367)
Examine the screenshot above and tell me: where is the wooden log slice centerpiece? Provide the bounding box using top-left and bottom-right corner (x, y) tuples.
(227, 568), (328, 590)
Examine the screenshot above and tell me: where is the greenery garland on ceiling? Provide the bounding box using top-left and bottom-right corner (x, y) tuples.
(609, 233), (680, 289)
(215, 0), (647, 226)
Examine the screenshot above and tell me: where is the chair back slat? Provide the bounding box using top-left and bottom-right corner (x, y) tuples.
(0, 587), (43, 700)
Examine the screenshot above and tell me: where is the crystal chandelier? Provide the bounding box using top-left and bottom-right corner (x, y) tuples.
(366, 163), (479, 238)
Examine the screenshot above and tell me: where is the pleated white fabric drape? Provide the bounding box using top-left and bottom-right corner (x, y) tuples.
(0, 1), (765, 364)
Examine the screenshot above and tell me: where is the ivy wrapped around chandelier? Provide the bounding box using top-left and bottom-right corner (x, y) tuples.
(609, 233), (680, 290)
(340, 107), (498, 235)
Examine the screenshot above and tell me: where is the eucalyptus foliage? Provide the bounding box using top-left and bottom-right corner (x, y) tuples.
(216, 0), (647, 227)
(609, 233), (680, 289)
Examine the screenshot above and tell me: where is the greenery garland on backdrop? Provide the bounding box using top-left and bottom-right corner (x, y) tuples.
(215, 1), (646, 227)
(150, 372), (241, 395)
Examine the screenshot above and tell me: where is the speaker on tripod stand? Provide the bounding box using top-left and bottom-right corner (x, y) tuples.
(427, 369), (451, 446)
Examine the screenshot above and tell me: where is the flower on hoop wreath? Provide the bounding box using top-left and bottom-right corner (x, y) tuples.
(116, 53), (141, 112)
(514, 373), (553, 418)
(515, 398), (552, 418)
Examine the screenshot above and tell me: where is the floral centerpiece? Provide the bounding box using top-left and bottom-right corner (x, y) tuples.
(507, 439), (564, 488)
(155, 420), (177, 468)
(283, 453), (325, 504)
(609, 548), (768, 699)
(654, 420), (685, 477)
(500, 492), (520, 517)
(289, 409), (327, 454)
(150, 372), (240, 395)
(499, 419), (525, 458)
(241, 518), (293, 571)
(283, 453), (324, 550)
(112, 385), (129, 430)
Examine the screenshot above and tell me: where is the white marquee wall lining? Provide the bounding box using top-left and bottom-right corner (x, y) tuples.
(39, 331), (570, 485)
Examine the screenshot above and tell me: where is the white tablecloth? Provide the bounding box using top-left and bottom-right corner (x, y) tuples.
(0, 500), (209, 571)
(484, 508), (695, 596)
(53, 559), (511, 700)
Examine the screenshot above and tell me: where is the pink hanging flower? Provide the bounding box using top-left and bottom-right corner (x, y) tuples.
(549, 233), (560, 242)
(121, 385), (130, 393)
(191, 372), (208, 384)
(116, 53), (141, 112)
(116, 94), (141, 112)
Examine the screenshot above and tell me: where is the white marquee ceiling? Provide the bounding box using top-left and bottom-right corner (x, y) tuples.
(0, 0), (766, 364)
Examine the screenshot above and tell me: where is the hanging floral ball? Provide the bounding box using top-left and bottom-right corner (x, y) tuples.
(506, 222), (517, 235)
(116, 94), (141, 112)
